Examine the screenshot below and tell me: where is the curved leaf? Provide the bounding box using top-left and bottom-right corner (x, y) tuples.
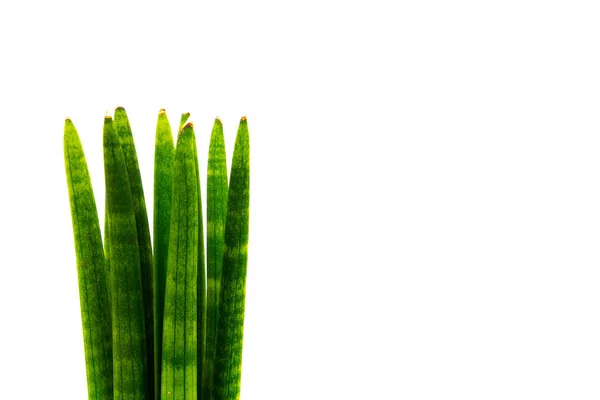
(64, 119), (113, 400)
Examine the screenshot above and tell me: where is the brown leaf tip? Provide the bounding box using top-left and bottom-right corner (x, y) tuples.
(241, 116), (247, 121)
(178, 122), (194, 138)
(159, 108), (166, 115)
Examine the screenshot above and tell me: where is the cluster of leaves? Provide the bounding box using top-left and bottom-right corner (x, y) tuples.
(64, 108), (250, 400)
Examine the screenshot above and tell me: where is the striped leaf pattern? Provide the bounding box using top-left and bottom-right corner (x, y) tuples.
(214, 118), (250, 400)
(153, 109), (175, 399)
(65, 111), (250, 400)
(188, 123), (207, 400)
(114, 107), (155, 399)
(104, 115), (148, 400)
(64, 119), (114, 400)
(204, 118), (228, 400)
(161, 123), (199, 399)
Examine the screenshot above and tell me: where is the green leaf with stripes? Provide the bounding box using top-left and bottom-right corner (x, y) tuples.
(161, 123), (199, 400)
(114, 107), (155, 399)
(153, 108), (175, 399)
(104, 115), (148, 400)
(104, 190), (111, 301)
(214, 117), (250, 400)
(203, 118), (228, 400)
(187, 121), (208, 400)
(64, 119), (113, 400)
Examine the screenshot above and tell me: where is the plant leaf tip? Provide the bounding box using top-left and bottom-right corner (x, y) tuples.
(177, 122), (194, 140)
(64, 117), (74, 130)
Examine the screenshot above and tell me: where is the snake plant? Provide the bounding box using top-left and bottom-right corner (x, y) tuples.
(64, 109), (250, 400)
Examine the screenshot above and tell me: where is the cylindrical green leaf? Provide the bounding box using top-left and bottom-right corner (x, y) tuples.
(153, 108), (175, 400)
(104, 191), (112, 311)
(161, 123), (199, 400)
(187, 121), (207, 400)
(114, 107), (155, 399)
(214, 117), (250, 400)
(204, 118), (228, 400)
(104, 115), (148, 400)
(64, 119), (113, 400)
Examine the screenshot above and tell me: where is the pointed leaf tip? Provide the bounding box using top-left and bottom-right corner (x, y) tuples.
(178, 112), (191, 134)
(177, 122), (194, 139)
(64, 118), (76, 132)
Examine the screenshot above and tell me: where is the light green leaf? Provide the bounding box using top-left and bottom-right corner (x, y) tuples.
(161, 123), (199, 400)
(64, 118), (113, 400)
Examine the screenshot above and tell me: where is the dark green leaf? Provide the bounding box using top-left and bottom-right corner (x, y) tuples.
(214, 117), (250, 400)
(153, 108), (175, 400)
(104, 115), (148, 400)
(114, 107), (155, 399)
(204, 118), (228, 400)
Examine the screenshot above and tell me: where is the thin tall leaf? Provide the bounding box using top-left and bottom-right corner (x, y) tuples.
(204, 118), (228, 400)
(161, 123), (199, 399)
(104, 115), (148, 399)
(153, 108), (175, 399)
(64, 119), (113, 400)
(114, 107), (155, 399)
(188, 122), (207, 400)
(214, 117), (250, 400)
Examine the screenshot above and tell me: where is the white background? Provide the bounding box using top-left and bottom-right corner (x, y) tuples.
(1, 1), (600, 398)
